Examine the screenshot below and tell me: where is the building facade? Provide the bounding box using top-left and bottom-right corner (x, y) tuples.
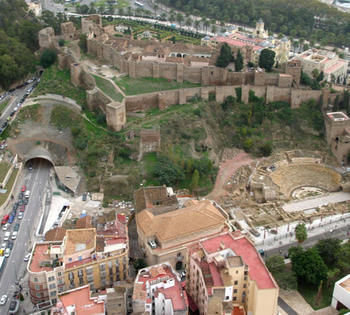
(27, 214), (129, 307)
(331, 274), (350, 311)
(186, 232), (278, 315)
(133, 262), (188, 315)
(295, 49), (347, 83)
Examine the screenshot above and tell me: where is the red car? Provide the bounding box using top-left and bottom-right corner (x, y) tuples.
(1, 214), (9, 225)
(19, 205), (25, 212)
(21, 185), (26, 192)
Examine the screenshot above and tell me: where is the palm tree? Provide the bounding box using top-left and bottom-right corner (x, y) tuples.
(211, 25), (217, 34)
(185, 17), (192, 28)
(127, 6), (132, 16)
(194, 20), (200, 32)
(176, 13), (184, 27)
(153, 4), (159, 16)
(203, 19), (210, 33)
(161, 12), (167, 21)
(169, 13), (176, 23)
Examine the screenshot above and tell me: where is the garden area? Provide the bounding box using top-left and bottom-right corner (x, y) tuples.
(267, 237), (350, 311)
(114, 76), (200, 95)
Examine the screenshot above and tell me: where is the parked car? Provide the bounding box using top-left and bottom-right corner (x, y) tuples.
(4, 248), (10, 257)
(2, 223), (9, 231)
(18, 192), (23, 200)
(19, 205), (25, 212)
(24, 190), (30, 199)
(11, 232), (17, 240)
(8, 299), (19, 314)
(4, 232), (10, 241)
(8, 215), (14, 224)
(0, 295), (7, 305)
(21, 185), (26, 192)
(1, 214), (9, 225)
(7, 241), (13, 250)
(24, 199), (28, 205)
(18, 213), (23, 220)
(14, 223), (19, 232)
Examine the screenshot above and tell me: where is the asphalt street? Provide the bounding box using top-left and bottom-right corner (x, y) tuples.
(0, 159), (51, 314)
(265, 224), (350, 259)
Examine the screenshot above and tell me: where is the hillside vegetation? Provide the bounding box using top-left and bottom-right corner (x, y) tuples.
(160, 0), (350, 47)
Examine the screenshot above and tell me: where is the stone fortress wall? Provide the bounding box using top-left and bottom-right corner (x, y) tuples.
(38, 16), (343, 133)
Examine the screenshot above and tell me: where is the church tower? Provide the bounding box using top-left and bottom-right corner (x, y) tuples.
(254, 18), (268, 39)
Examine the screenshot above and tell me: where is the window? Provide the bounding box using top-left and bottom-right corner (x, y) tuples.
(36, 293), (41, 298)
(78, 256), (82, 261)
(234, 281), (238, 285)
(244, 276), (247, 281)
(233, 297), (237, 301)
(68, 257), (72, 262)
(48, 276), (55, 282)
(236, 270), (238, 274)
(50, 291), (57, 297)
(243, 284), (246, 288)
(34, 277), (38, 282)
(49, 283), (56, 290)
(58, 272), (62, 276)
(51, 298), (57, 304)
(35, 285), (40, 290)
(234, 289), (237, 293)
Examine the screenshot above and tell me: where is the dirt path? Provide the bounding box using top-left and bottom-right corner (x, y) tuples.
(207, 151), (254, 201)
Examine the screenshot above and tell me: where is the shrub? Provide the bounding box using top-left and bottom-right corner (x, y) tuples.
(40, 49), (57, 68)
(58, 39), (65, 47)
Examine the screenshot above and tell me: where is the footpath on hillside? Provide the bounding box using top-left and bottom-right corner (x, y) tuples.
(207, 150), (254, 201)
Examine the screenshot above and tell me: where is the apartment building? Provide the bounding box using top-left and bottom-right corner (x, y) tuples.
(27, 214), (129, 307)
(133, 262), (188, 315)
(186, 232), (278, 315)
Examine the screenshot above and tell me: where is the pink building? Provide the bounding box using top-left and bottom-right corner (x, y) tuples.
(186, 232), (278, 315)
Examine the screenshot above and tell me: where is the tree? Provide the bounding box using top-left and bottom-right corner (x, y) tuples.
(295, 223), (307, 243)
(203, 19), (210, 33)
(259, 141), (272, 156)
(153, 3), (158, 16)
(78, 34), (87, 53)
(185, 17), (192, 28)
(266, 255), (297, 290)
(316, 238), (341, 268)
(40, 49), (57, 68)
(259, 49), (275, 72)
(153, 156), (185, 186)
(127, 6), (132, 16)
(190, 169), (199, 193)
(289, 247), (328, 286)
(211, 24), (217, 34)
(58, 39), (65, 47)
(176, 13), (184, 27)
(194, 20), (200, 32)
(235, 49), (244, 72)
(98, 4), (105, 14)
(118, 7), (124, 15)
(133, 258), (147, 271)
(215, 43), (232, 68)
(89, 3), (96, 14)
(76, 4), (89, 14)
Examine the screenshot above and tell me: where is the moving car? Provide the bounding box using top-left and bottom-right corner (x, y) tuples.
(8, 299), (19, 314)
(18, 213), (23, 220)
(11, 232), (17, 240)
(24, 253), (31, 262)
(24, 190), (30, 199)
(0, 295), (7, 306)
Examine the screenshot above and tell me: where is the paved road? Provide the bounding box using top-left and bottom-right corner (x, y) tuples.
(278, 297), (298, 315)
(264, 224), (350, 259)
(0, 159), (51, 314)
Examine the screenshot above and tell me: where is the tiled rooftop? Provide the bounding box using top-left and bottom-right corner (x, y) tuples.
(58, 285), (104, 315)
(200, 233), (276, 289)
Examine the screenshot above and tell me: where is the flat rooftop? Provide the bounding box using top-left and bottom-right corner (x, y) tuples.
(64, 228), (96, 256)
(340, 278), (350, 292)
(29, 243), (56, 273)
(200, 233), (276, 289)
(327, 112), (349, 121)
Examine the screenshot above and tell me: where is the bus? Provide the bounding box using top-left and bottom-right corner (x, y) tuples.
(135, 1), (144, 7)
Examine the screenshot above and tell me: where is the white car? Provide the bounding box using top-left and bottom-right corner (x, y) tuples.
(18, 213), (23, 220)
(0, 242), (6, 252)
(0, 295), (7, 305)
(11, 232), (17, 240)
(4, 232), (10, 241)
(2, 223), (9, 231)
(24, 253), (31, 262)
(4, 248), (10, 257)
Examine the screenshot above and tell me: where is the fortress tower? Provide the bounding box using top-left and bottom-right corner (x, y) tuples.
(254, 18), (268, 39)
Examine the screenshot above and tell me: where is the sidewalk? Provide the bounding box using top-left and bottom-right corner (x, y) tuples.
(254, 212), (350, 251)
